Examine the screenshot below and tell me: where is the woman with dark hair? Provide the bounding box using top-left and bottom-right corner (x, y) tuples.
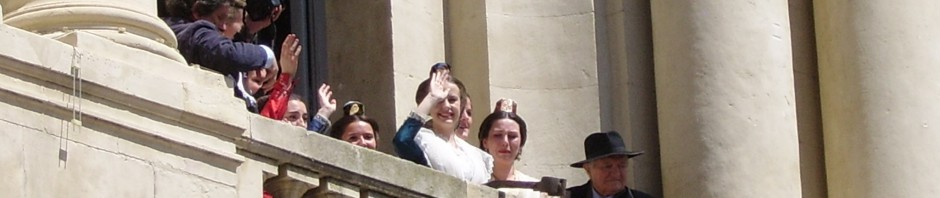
(479, 99), (542, 197)
(394, 66), (492, 184)
(328, 101), (379, 149)
(415, 63), (474, 140)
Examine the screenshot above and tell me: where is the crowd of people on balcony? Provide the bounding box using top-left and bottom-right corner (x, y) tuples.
(160, 0), (651, 197)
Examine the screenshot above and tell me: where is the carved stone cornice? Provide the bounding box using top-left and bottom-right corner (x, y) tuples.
(1, 0), (185, 63)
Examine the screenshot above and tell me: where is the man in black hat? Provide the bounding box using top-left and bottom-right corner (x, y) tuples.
(567, 131), (653, 198)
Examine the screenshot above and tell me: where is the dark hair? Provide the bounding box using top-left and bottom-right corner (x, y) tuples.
(415, 62), (451, 104)
(329, 101), (379, 141)
(288, 93), (303, 102)
(415, 62), (469, 105)
(166, 0), (231, 21)
(477, 111), (528, 158)
(329, 115), (380, 141)
(246, 0), (281, 21)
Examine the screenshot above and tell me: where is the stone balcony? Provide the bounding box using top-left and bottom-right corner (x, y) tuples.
(0, 9), (505, 198)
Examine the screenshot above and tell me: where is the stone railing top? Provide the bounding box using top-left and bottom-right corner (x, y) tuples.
(240, 114), (502, 197)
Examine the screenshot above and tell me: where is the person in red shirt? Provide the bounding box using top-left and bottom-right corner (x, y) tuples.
(259, 34), (301, 120)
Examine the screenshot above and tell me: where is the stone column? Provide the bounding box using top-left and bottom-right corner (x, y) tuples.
(325, 0), (444, 154)
(447, 0), (602, 183)
(815, 1), (940, 197)
(599, 0), (660, 196)
(1, 0), (184, 63)
(651, 1), (803, 197)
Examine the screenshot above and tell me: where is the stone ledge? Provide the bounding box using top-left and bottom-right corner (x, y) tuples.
(0, 66), (243, 166)
(239, 114), (502, 198)
(0, 25), (249, 140)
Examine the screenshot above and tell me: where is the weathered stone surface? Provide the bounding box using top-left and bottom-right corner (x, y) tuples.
(154, 166), (236, 198)
(236, 159), (265, 198)
(314, 177), (358, 198)
(1, 0), (185, 62)
(23, 129), (156, 198)
(0, 119), (27, 198)
(652, 0), (803, 197)
(389, 0), (446, 126)
(0, 83), (241, 197)
(816, 0), (940, 197)
(0, 63), (243, 169)
(0, 25), (249, 137)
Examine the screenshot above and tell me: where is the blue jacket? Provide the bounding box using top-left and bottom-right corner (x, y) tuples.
(167, 18), (271, 76)
(393, 113), (429, 166)
(307, 114), (331, 134)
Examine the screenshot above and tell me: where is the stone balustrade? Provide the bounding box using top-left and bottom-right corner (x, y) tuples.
(0, 14), (504, 197)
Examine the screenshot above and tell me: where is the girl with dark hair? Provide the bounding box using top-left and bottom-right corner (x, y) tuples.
(478, 99), (542, 197)
(393, 67), (493, 184)
(328, 101), (379, 149)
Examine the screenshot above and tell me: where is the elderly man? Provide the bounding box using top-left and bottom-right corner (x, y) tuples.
(567, 131), (653, 198)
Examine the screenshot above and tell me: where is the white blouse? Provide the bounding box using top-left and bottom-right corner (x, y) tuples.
(414, 127), (493, 184)
(496, 171), (549, 198)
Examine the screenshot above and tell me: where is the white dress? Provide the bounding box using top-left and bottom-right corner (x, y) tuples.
(414, 127), (494, 184)
(495, 171), (548, 198)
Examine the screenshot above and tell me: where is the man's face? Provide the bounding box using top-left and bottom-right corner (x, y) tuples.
(205, 4), (233, 32)
(584, 156), (628, 196)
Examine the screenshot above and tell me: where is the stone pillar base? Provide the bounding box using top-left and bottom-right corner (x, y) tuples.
(2, 0), (185, 63)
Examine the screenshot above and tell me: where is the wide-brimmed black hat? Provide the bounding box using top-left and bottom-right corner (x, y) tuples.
(570, 131), (643, 168)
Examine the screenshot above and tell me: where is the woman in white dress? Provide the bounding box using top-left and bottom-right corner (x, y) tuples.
(393, 66), (493, 184)
(479, 99), (545, 197)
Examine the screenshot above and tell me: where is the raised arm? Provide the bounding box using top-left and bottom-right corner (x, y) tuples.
(260, 34), (301, 119)
(308, 83), (337, 134)
(393, 70), (450, 166)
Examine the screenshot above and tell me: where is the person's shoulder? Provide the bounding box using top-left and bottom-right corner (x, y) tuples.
(413, 128), (442, 146)
(414, 128), (436, 138)
(189, 19), (216, 28)
(457, 138), (492, 159)
(565, 182), (591, 198)
(171, 19), (219, 40)
(455, 138), (479, 151)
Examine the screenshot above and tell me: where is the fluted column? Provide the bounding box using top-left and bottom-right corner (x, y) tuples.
(652, 1), (803, 197)
(788, 0), (827, 197)
(1, 0), (185, 62)
(815, 1), (940, 197)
